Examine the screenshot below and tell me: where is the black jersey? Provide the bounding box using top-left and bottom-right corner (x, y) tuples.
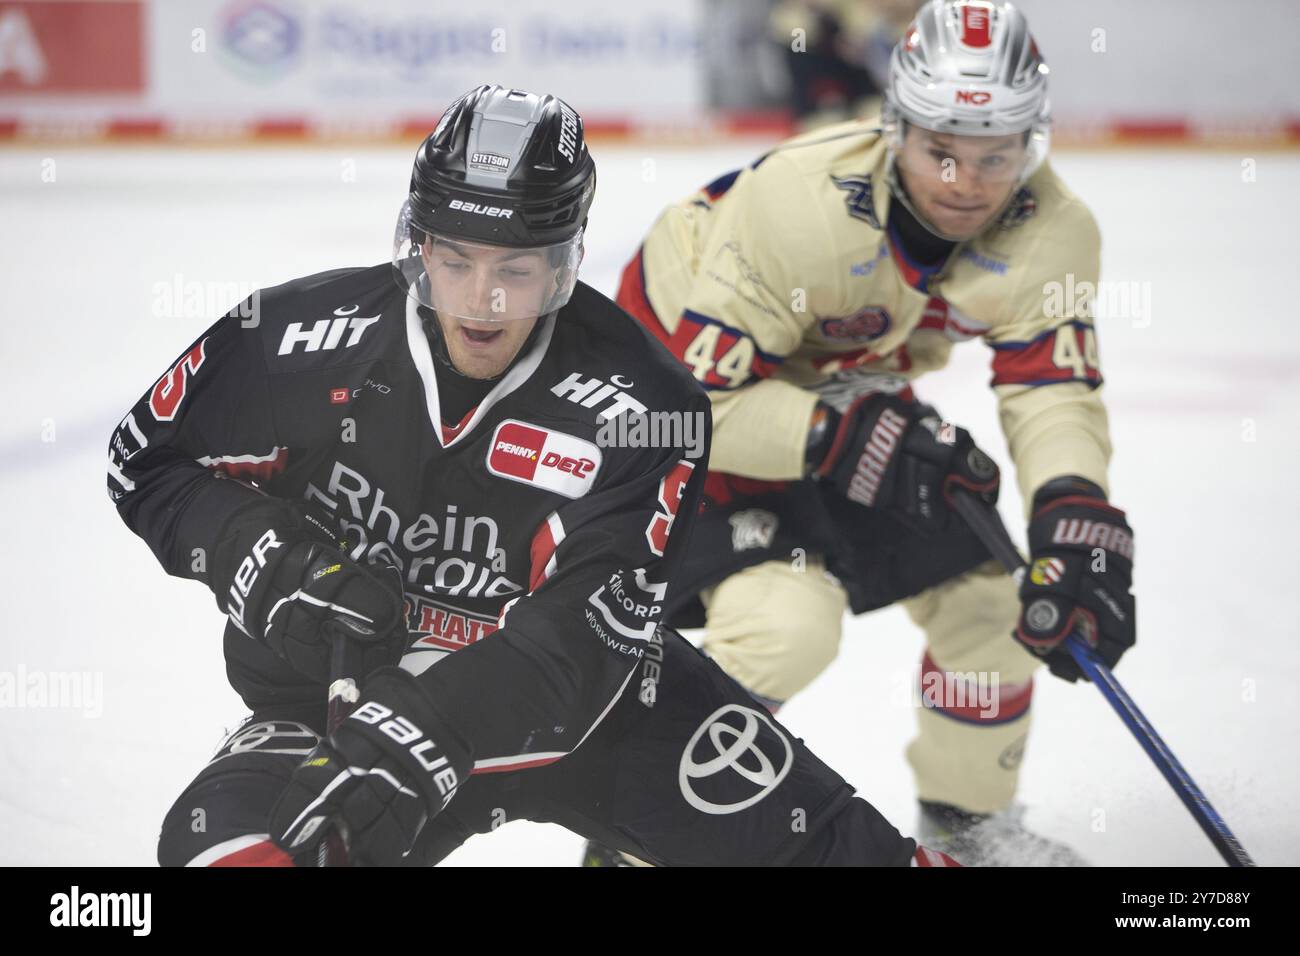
(108, 262), (710, 775)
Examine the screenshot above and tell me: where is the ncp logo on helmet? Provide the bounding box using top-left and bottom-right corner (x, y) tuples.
(883, 0), (1051, 242)
(392, 86), (597, 379)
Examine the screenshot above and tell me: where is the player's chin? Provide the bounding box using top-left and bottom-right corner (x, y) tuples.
(450, 352), (509, 379)
(448, 340), (515, 379)
(929, 205), (995, 239)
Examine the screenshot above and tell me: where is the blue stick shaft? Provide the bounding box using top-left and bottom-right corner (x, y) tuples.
(1066, 637), (1254, 866)
(949, 490), (1254, 866)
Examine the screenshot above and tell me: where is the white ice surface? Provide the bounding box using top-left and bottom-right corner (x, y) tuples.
(0, 143), (1296, 865)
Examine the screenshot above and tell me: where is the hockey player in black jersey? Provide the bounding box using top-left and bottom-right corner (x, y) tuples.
(108, 85), (956, 867)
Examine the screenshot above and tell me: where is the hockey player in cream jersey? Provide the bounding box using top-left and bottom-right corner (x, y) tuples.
(608, 0), (1136, 865)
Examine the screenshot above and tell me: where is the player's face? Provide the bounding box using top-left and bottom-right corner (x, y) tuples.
(896, 127), (1028, 239)
(421, 238), (550, 379)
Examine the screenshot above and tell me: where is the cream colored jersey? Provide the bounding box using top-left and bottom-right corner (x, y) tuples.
(616, 119), (1111, 512)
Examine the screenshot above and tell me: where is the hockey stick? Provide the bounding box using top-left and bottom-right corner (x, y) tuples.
(317, 625), (362, 867)
(949, 489), (1256, 867)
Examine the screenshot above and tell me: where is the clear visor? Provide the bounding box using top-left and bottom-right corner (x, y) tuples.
(891, 124), (1040, 185)
(883, 111), (1045, 187)
(392, 200), (582, 323)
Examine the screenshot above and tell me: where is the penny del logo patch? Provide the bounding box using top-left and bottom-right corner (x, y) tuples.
(486, 420), (601, 498)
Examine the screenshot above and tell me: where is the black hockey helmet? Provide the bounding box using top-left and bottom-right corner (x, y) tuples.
(393, 85), (596, 324)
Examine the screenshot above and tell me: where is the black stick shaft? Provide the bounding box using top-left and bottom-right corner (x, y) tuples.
(317, 628), (362, 867)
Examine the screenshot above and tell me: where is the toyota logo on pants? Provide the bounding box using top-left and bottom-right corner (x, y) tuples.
(678, 704), (794, 815)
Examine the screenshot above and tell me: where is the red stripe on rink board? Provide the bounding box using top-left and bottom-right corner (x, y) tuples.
(1111, 119), (1189, 140)
(398, 115), (634, 140)
(3, 114), (1300, 145)
(712, 110), (794, 136)
(399, 116), (442, 139)
(581, 118), (634, 137)
(254, 119), (310, 137)
(106, 118), (165, 138)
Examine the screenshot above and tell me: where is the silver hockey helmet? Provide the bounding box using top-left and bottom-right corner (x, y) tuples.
(884, 0), (1051, 183)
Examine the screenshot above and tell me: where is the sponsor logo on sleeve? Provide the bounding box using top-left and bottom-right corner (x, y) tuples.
(107, 411), (150, 499)
(486, 420), (601, 498)
(586, 567), (666, 649)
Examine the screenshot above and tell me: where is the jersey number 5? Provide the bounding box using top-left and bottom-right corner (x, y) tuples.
(646, 460), (695, 557)
(150, 338), (208, 422)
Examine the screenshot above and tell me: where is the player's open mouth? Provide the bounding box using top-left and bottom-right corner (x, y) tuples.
(459, 324), (505, 347)
(936, 201), (986, 214)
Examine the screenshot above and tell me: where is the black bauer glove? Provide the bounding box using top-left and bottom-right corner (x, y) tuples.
(813, 394), (1000, 534)
(210, 495), (410, 685)
(270, 667), (472, 866)
(1016, 477), (1136, 682)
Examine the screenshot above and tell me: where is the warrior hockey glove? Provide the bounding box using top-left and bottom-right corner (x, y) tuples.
(270, 667), (472, 866)
(210, 496), (409, 684)
(1016, 477), (1136, 682)
(813, 394), (1000, 534)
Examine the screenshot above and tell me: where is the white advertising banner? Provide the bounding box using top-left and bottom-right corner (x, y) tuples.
(157, 0), (703, 121)
(0, 0), (706, 127)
